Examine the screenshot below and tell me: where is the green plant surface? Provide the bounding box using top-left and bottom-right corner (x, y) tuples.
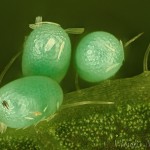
(0, 71), (150, 150)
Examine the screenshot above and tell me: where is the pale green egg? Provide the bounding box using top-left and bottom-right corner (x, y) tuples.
(75, 31), (124, 82)
(0, 76), (63, 129)
(22, 23), (71, 82)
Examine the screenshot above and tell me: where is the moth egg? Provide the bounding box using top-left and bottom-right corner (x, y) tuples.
(22, 23), (71, 82)
(0, 76), (63, 129)
(75, 31), (124, 82)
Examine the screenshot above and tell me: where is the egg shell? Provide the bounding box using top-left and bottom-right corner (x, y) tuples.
(0, 76), (63, 129)
(75, 31), (124, 82)
(22, 24), (71, 82)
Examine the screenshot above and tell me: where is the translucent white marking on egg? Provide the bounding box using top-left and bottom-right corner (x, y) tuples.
(29, 16), (60, 29)
(24, 117), (34, 120)
(106, 63), (120, 72)
(120, 40), (124, 52)
(34, 40), (42, 55)
(43, 106), (48, 112)
(104, 43), (115, 52)
(45, 38), (56, 52)
(57, 41), (65, 60)
(65, 28), (85, 34)
(120, 40), (123, 46)
(29, 16), (43, 29)
(0, 122), (7, 134)
(35, 16), (43, 23)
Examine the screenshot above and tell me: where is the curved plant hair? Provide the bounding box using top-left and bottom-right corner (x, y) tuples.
(0, 51), (22, 85)
(143, 43), (150, 71)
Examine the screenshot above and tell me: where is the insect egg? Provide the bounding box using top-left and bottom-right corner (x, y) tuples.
(0, 76), (63, 129)
(22, 22), (71, 82)
(75, 31), (124, 82)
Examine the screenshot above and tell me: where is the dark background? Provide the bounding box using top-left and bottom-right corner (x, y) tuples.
(0, 0), (150, 91)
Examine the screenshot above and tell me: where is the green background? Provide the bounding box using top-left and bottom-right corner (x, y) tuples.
(0, 0), (150, 91)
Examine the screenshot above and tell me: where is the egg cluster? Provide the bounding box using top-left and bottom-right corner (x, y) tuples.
(0, 17), (124, 130)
